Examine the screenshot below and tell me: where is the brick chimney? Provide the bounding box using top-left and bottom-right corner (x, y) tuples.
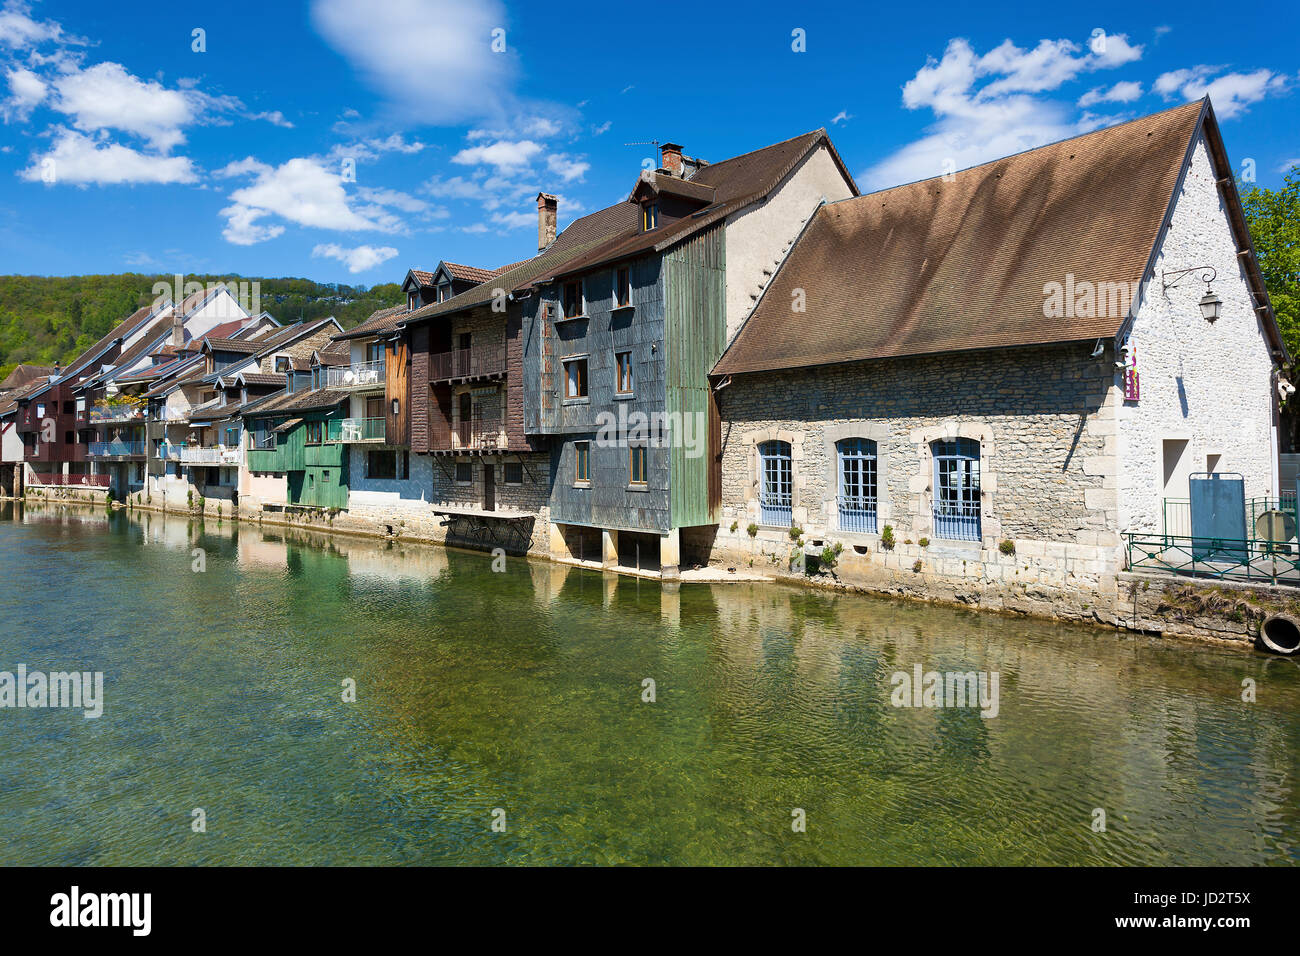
(171, 306), (184, 348)
(537, 192), (558, 251)
(659, 142), (683, 177)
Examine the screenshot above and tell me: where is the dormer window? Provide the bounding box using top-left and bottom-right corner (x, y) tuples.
(408, 292), (417, 311)
(275, 356), (290, 373)
(642, 202), (659, 231)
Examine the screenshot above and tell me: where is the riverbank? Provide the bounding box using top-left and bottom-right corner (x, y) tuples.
(6, 492), (1290, 653)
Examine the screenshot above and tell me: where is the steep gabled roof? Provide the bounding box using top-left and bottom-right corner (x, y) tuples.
(242, 386), (347, 417)
(333, 303), (407, 341)
(0, 365), (54, 390)
(714, 100), (1281, 376)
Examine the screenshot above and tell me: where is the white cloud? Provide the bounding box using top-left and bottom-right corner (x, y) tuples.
(310, 0), (513, 123)
(591, 120), (611, 136)
(218, 156), (403, 245)
(489, 210), (535, 230)
(356, 185), (427, 213)
(452, 139), (542, 170)
(831, 110), (851, 125)
(3, 65), (44, 121)
(0, 0), (84, 49)
(546, 152), (589, 183)
(1155, 65), (1289, 118)
(864, 32), (1144, 190)
(51, 62), (201, 151)
(251, 110), (294, 128)
(19, 128), (198, 185)
(1279, 158), (1300, 174)
(1077, 80), (1142, 107)
(312, 242), (399, 274)
(424, 174), (489, 201)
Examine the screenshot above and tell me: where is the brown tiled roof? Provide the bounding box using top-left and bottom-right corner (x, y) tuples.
(714, 102), (1239, 376)
(142, 362), (205, 398)
(0, 377), (47, 416)
(237, 372), (287, 386)
(541, 129), (857, 282)
(0, 364), (54, 390)
(63, 304), (156, 378)
(243, 387), (347, 416)
(314, 349), (349, 366)
(408, 269), (436, 287)
(332, 303), (407, 341)
(442, 261), (497, 283)
(203, 337), (264, 354)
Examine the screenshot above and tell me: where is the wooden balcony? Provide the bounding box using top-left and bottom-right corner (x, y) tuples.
(428, 344), (506, 384)
(428, 412), (506, 453)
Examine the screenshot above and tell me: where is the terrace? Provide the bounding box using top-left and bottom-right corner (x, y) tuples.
(324, 360), (385, 390)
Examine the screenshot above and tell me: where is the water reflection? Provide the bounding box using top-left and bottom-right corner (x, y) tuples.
(0, 501), (1296, 865)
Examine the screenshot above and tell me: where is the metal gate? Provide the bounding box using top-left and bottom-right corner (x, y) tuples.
(1189, 472), (1246, 560)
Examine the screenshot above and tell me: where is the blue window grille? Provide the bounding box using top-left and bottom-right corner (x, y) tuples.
(758, 440), (792, 527)
(932, 437), (981, 541)
(837, 437), (878, 533)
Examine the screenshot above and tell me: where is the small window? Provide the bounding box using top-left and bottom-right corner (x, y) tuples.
(455, 462), (473, 483)
(504, 462), (523, 485)
(615, 351), (633, 395)
(408, 292), (417, 312)
(367, 450), (397, 480)
(575, 441), (590, 483)
(63, 431), (73, 444)
(564, 358), (588, 399)
(63, 401), (74, 414)
(306, 421), (323, 444)
(562, 280), (583, 318)
(615, 267), (631, 308)
(275, 356), (289, 373)
(322, 469), (331, 482)
(642, 203), (659, 231)
(629, 445), (648, 486)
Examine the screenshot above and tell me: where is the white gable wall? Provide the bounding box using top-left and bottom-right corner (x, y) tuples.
(723, 144), (855, 344)
(1117, 131), (1278, 535)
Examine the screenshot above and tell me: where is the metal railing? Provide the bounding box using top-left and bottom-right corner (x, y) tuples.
(933, 503), (981, 541)
(327, 417), (385, 442)
(178, 445), (240, 465)
(837, 495), (877, 534)
(428, 413), (505, 451)
(324, 360), (385, 389)
(88, 440), (146, 457)
(759, 494), (792, 528)
(429, 344), (506, 382)
(1127, 532), (1300, 584)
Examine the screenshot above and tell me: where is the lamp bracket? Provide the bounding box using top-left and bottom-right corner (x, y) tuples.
(1161, 265), (1217, 291)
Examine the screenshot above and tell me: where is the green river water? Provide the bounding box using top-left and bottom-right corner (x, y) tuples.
(0, 502), (1296, 865)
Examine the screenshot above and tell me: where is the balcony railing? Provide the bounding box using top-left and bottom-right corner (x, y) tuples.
(89, 440), (146, 458)
(178, 445), (241, 465)
(88, 401), (146, 424)
(836, 494), (878, 534)
(326, 417), (386, 443)
(24, 442), (87, 463)
(429, 413), (505, 451)
(429, 344), (506, 382)
(324, 360), (385, 389)
(26, 472), (110, 488)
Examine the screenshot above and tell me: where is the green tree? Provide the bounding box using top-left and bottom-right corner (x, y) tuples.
(1242, 164), (1300, 356)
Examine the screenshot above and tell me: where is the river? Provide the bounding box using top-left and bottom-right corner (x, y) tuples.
(0, 503), (1296, 865)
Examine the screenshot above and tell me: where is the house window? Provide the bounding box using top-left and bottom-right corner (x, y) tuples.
(306, 421), (323, 444)
(504, 462), (523, 485)
(629, 445), (648, 486)
(758, 440), (792, 527)
(837, 438), (878, 533)
(931, 438), (981, 541)
(367, 450), (398, 480)
(562, 280), (583, 318)
(564, 358), (588, 399)
(574, 441), (590, 484)
(615, 351), (633, 395)
(322, 469), (331, 483)
(455, 462), (473, 484)
(408, 292), (417, 311)
(366, 342), (385, 365)
(615, 267), (631, 308)
(224, 426), (240, 448)
(642, 203), (659, 231)
(275, 356), (289, 373)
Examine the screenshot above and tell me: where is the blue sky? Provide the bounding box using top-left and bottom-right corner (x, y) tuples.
(0, 0), (1297, 286)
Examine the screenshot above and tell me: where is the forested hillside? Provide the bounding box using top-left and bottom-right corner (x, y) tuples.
(0, 274), (404, 378)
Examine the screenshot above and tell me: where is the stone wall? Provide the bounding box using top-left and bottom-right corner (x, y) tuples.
(710, 343), (1122, 620)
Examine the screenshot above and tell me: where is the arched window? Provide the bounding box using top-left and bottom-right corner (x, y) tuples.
(836, 438), (877, 533)
(758, 440), (792, 527)
(932, 438), (981, 541)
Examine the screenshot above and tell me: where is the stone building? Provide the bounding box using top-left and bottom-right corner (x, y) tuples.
(708, 99), (1285, 620)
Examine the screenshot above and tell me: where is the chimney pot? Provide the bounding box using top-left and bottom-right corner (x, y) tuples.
(659, 142), (683, 177)
(537, 192), (558, 251)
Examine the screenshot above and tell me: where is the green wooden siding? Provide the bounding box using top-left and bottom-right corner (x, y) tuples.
(665, 224), (726, 529)
(245, 410), (350, 510)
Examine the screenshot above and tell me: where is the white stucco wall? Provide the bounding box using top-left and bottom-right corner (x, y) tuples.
(723, 144), (856, 343)
(1117, 132), (1278, 534)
